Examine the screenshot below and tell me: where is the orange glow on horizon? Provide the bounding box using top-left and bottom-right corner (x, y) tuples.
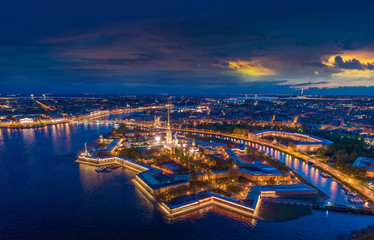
(323, 50), (374, 67)
(227, 60), (276, 77)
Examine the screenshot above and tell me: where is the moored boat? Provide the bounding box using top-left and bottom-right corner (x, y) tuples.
(320, 172), (331, 178)
(307, 160), (315, 166)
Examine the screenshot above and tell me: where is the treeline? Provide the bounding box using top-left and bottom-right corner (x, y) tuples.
(318, 136), (373, 162)
(184, 122), (306, 136)
(117, 147), (157, 160)
(317, 135), (372, 179)
(111, 124), (129, 134)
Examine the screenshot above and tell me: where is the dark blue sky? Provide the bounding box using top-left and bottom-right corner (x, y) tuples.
(1, 0), (374, 95)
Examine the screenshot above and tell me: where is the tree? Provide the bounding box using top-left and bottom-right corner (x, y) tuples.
(268, 177), (276, 185)
(245, 147), (250, 155)
(112, 124), (129, 134)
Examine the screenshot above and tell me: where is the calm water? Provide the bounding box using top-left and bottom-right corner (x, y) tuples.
(254, 144), (352, 206)
(0, 120), (374, 239)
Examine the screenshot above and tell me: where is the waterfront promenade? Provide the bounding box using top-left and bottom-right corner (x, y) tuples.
(0, 105), (169, 129)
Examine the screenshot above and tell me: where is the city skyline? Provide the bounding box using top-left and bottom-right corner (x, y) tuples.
(1, 95), (374, 239)
(1, 0), (374, 95)
(2, 2), (374, 238)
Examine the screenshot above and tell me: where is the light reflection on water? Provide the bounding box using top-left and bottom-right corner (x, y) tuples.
(78, 164), (103, 190)
(1, 121), (374, 240)
(249, 142), (352, 206)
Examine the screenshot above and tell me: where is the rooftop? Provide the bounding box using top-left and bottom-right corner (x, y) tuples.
(353, 157), (374, 170)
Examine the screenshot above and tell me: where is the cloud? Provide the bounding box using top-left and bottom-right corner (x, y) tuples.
(2, 0), (374, 94)
(289, 81), (329, 88)
(319, 51), (374, 87)
(367, 63), (374, 70)
(334, 56), (364, 70)
(226, 59), (276, 77)
(323, 51), (374, 71)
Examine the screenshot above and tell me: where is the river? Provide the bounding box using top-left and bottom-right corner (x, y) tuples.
(253, 144), (354, 206)
(0, 115), (373, 239)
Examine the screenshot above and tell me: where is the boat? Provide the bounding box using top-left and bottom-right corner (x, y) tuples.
(107, 164), (121, 170)
(347, 191), (356, 197)
(307, 160), (315, 166)
(348, 197), (364, 204)
(102, 168), (112, 173)
(340, 185), (349, 192)
(320, 172), (331, 178)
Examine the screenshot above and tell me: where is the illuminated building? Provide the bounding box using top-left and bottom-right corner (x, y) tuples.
(249, 130), (333, 152)
(353, 157), (374, 178)
(19, 118), (34, 124)
(165, 106), (173, 144)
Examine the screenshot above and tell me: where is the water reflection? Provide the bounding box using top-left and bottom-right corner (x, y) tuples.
(251, 142), (352, 205)
(7, 128), (12, 139)
(329, 180), (338, 203)
(21, 128), (35, 145)
(2, 122), (374, 239)
(161, 203), (256, 226)
(79, 164), (102, 190)
(133, 187), (158, 221)
(65, 124), (71, 153)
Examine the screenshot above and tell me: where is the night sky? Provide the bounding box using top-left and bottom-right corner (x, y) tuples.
(1, 0), (374, 95)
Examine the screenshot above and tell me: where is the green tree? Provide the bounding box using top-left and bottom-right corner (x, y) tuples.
(245, 147), (250, 155)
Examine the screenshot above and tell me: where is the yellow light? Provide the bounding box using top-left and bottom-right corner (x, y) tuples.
(227, 60), (276, 77)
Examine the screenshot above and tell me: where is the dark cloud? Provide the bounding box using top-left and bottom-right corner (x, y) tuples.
(1, 0), (374, 94)
(289, 81), (329, 87)
(367, 63), (374, 70)
(334, 56), (364, 70)
(330, 55), (374, 71)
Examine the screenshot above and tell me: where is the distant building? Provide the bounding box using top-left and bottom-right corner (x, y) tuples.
(165, 106), (173, 144)
(364, 136), (374, 146)
(19, 118), (34, 124)
(353, 157), (374, 178)
(249, 130), (333, 152)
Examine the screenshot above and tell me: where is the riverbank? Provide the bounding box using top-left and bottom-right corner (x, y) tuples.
(0, 121), (69, 129)
(3, 124), (374, 240)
